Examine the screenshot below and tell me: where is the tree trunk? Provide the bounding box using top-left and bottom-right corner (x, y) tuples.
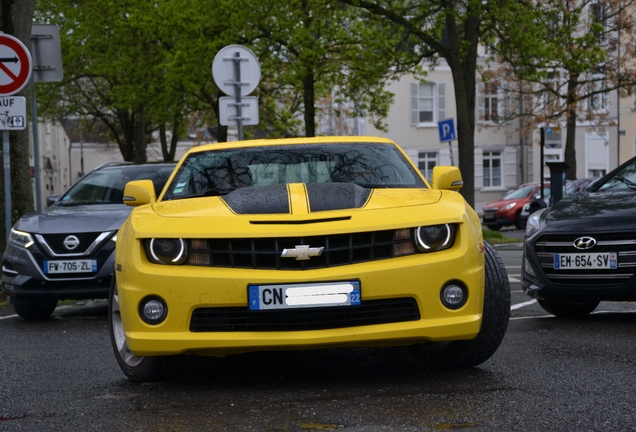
(302, 73), (316, 137)
(443, 13), (480, 208)
(564, 79), (578, 180)
(0, 0), (36, 254)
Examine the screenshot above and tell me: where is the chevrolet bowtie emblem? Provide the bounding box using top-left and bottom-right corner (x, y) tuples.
(281, 245), (324, 260)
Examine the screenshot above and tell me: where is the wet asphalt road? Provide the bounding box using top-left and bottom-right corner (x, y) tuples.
(2, 229), (636, 431)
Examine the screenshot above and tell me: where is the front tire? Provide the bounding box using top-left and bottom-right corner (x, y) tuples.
(537, 297), (599, 318)
(409, 241), (511, 369)
(13, 299), (58, 320)
(109, 278), (174, 382)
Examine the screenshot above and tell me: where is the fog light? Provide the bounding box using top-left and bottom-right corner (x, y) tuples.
(440, 283), (467, 309)
(524, 257), (536, 277)
(139, 296), (167, 325)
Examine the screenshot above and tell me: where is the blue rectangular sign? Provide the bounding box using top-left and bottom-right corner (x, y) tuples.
(438, 118), (456, 143)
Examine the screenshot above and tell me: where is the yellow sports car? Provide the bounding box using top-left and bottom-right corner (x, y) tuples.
(110, 136), (510, 381)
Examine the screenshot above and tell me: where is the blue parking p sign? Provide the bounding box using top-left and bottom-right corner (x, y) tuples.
(438, 119), (456, 143)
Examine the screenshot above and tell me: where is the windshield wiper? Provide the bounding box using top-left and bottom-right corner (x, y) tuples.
(615, 176), (636, 190)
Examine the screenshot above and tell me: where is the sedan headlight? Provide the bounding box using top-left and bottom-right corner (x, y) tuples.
(144, 238), (187, 265)
(525, 208), (547, 237)
(415, 223), (456, 253)
(9, 228), (34, 248)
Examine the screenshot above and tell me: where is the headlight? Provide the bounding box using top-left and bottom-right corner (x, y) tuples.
(501, 202), (517, 211)
(415, 223), (456, 253)
(144, 238), (187, 265)
(525, 208), (547, 237)
(9, 228), (34, 248)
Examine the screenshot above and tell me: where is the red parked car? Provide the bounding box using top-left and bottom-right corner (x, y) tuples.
(482, 183), (550, 230)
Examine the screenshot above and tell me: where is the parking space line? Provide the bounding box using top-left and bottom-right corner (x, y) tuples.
(511, 299), (537, 310)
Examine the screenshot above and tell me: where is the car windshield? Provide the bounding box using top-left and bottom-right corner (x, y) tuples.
(503, 185), (537, 200)
(56, 165), (175, 206)
(163, 143), (425, 200)
(597, 159), (636, 191)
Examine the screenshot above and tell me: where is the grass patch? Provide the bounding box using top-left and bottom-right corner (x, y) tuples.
(482, 228), (523, 244)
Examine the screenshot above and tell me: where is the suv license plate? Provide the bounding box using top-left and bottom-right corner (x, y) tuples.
(554, 252), (617, 269)
(248, 281), (361, 311)
(43, 259), (98, 274)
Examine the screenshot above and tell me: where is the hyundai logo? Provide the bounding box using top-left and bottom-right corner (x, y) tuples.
(573, 236), (597, 250)
(63, 235), (80, 250)
(281, 245), (324, 260)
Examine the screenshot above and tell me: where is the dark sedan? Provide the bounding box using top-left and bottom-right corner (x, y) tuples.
(522, 156), (636, 318)
(1, 162), (175, 319)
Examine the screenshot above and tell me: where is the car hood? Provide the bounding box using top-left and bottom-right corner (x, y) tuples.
(14, 204), (132, 234)
(128, 185), (474, 238)
(483, 198), (523, 210)
(543, 189), (636, 232)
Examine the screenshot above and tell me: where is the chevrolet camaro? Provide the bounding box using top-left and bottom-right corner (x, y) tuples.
(110, 136), (510, 381)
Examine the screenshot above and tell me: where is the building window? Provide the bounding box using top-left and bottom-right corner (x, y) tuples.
(477, 82), (510, 124)
(542, 70), (563, 115)
(418, 151), (438, 181)
(484, 84), (499, 122)
(410, 82), (445, 125)
(588, 68), (608, 112)
(589, 2), (607, 42)
(483, 151), (502, 187)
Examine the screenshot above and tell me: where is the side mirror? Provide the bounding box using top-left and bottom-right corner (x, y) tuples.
(431, 166), (463, 191)
(123, 180), (156, 207)
(46, 195), (61, 207)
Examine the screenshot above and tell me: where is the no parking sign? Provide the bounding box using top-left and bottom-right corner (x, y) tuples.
(0, 32), (32, 96)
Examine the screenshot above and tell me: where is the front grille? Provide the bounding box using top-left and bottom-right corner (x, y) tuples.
(533, 233), (636, 287)
(186, 229), (416, 270)
(190, 297), (420, 332)
(37, 232), (103, 255)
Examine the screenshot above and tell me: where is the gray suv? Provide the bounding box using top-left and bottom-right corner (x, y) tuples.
(1, 162), (175, 319)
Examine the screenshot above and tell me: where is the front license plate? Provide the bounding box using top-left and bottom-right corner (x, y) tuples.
(483, 214), (495, 220)
(248, 281), (361, 311)
(553, 252), (617, 269)
(43, 259), (98, 274)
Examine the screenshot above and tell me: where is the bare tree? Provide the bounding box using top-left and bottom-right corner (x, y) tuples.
(493, 0), (636, 179)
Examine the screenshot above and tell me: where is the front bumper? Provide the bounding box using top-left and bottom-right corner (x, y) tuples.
(521, 233), (636, 301)
(1, 243), (115, 302)
(116, 237), (486, 357)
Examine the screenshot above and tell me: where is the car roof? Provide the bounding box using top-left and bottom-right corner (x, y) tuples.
(186, 136), (397, 155)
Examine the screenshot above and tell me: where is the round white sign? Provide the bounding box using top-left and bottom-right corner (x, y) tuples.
(212, 45), (261, 97)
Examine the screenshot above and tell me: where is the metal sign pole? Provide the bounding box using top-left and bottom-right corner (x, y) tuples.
(30, 73), (41, 210)
(233, 52), (243, 141)
(3, 130), (11, 241)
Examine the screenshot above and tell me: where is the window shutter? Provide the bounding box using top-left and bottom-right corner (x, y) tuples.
(504, 146), (517, 188)
(502, 83), (511, 121)
(474, 147), (484, 189)
(410, 83), (419, 125)
(438, 83), (446, 121)
(476, 83), (485, 123)
(404, 149), (418, 166)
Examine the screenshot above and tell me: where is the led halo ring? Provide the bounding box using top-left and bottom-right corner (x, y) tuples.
(149, 238), (186, 264)
(415, 223), (452, 251)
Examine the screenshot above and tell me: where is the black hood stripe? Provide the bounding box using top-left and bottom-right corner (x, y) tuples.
(220, 183), (371, 215)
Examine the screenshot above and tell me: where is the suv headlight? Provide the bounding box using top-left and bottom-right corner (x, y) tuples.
(415, 224), (457, 253)
(144, 238), (187, 265)
(9, 228), (34, 248)
(501, 202), (517, 211)
(525, 208), (547, 237)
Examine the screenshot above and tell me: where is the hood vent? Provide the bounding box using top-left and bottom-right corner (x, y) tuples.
(221, 183), (371, 215)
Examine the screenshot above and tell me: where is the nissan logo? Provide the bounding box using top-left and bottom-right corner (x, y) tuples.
(573, 236), (597, 250)
(63, 235), (80, 250)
